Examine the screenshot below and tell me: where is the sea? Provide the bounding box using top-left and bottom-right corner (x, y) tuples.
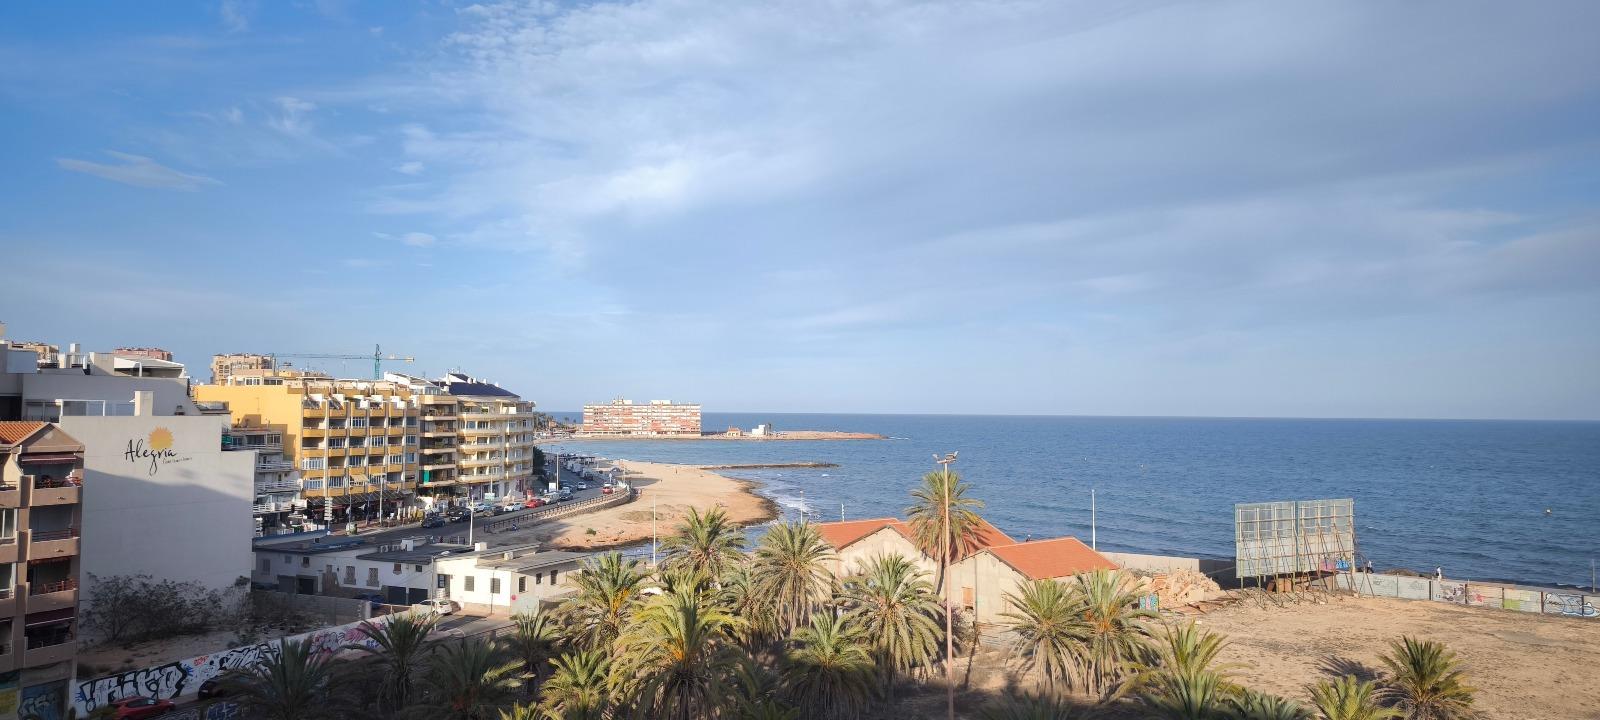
(544, 414), (1600, 590)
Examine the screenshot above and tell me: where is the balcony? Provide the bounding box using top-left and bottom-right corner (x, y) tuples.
(301, 426), (327, 438)
(256, 478), (301, 493)
(0, 479), (18, 508)
(29, 478), (79, 506)
(303, 407), (327, 418)
(256, 460), (294, 472)
(24, 633), (75, 667)
(29, 528), (79, 560)
(27, 580), (77, 613)
(422, 413), (458, 421)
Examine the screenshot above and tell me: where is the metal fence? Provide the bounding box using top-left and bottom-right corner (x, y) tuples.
(1327, 573), (1598, 619)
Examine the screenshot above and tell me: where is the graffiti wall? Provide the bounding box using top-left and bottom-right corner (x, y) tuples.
(1330, 573), (1599, 619)
(72, 615), (397, 714)
(19, 680), (66, 720)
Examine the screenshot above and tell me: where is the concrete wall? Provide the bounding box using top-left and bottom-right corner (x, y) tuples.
(1328, 573), (1598, 619)
(945, 552), (1031, 624)
(61, 414), (254, 597)
(22, 371), (197, 416)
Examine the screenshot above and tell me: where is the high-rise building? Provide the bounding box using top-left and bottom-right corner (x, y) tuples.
(0, 420), (85, 718)
(580, 399), (701, 437)
(210, 353), (274, 385)
(194, 370), (422, 525)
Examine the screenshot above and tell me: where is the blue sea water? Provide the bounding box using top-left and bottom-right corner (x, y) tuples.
(546, 414), (1600, 589)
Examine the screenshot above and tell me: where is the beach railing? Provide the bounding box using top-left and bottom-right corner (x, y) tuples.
(475, 487), (638, 534)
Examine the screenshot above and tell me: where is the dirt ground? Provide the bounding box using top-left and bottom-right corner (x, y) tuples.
(1196, 595), (1600, 720)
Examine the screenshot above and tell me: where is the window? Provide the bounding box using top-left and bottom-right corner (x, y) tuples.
(301, 556), (310, 567)
(394, 563), (402, 574)
(518, 577), (526, 593)
(367, 568), (379, 587)
(414, 565), (424, 572)
(304, 479), (324, 490)
(550, 570), (558, 584)
(328, 476), (345, 487)
(301, 458), (325, 470)
(260, 559), (271, 573)
(405, 453), (418, 464)
(267, 433), (282, 445)
(328, 438), (346, 449)
(962, 586), (974, 607)
(347, 437), (363, 448)
(388, 454), (403, 466)
(351, 418), (367, 428)
(344, 566), (356, 584)
(535, 572), (543, 585)
(464, 576), (475, 592)
(490, 577), (501, 595)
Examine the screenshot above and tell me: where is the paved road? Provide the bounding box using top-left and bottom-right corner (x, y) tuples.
(341, 462), (609, 546)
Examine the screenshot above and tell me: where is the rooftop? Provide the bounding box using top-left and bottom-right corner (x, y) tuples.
(0, 421), (47, 446)
(471, 549), (591, 574)
(814, 515), (1013, 560)
(983, 536), (1118, 580)
(357, 542), (475, 564)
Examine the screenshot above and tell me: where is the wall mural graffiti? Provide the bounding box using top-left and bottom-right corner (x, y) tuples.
(73, 614), (397, 714)
(20, 680), (67, 720)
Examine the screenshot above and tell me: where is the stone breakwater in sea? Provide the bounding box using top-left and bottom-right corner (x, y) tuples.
(699, 462), (840, 470)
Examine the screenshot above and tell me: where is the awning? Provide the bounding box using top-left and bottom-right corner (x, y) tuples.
(19, 453), (80, 464)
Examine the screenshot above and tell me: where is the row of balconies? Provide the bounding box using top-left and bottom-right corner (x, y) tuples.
(255, 478), (302, 493)
(300, 446), (410, 458)
(252, 500), (305, 513)
(0, 479), (80, 509)
(302, 405), (420, 418)
(300, 425), (414, 437)
(255, 460), (295, 472)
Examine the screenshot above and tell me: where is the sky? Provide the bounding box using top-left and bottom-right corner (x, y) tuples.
(1, 1), (1597, 420)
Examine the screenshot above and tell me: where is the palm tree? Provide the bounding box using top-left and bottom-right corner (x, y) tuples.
(1376, 637), (1478, 719)
(613, 588), (743, 720)
(540, 650), (611, 720)
(999, 578), (1086, 694)
(839, 554), (942, 711)
(783, 612), (876, 720)
(345, 612), (437, 714)
(661, 506), (747, 581)
(217, 638), (335, 720)
(905, 463), (986, 720)
(722, 563), (780, 651)
(559, 551), (650, 650)
(497, 704), (541, 720)
(978, 693), (1096, 720)
(752, 520), (836, 635)
(1074, 569), (1155, 697)
(729, 655), (789, 719)
(1309, 676), (1399, 720)
(1134, 623), (1237, 719)
(507, 612), (561, 697)
(407, 639), (522, 720)
(1226, 690), (1311, 720)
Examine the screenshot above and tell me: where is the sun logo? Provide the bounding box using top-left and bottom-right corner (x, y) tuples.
(148, 427), (174, 452)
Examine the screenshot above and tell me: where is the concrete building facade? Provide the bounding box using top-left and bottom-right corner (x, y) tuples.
(0, 421), (85, 720)
(580, 399), (701, 437)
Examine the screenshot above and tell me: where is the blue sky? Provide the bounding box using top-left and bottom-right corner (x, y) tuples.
(2, 1), (1597, 419)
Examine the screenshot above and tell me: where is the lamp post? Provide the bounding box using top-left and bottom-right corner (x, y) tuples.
(933, 451), (958, 720)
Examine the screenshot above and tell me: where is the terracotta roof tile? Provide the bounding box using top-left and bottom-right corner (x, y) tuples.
(815, 518), (912, 551)
(0, 421), (47, 446)
(963, 517), (1016, 557)
(985, 536), (1119, 580)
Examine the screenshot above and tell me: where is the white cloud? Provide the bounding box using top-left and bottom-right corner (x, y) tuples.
(219, 0), (253, 33)
(401, 232), (436, 247)
(268, 97), (317, 137)
(55, 151), (221, 191)
(394, 161), (424, 175)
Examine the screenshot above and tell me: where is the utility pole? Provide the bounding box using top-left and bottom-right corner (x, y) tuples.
(1091, 487), (1097, 550)
(840, 502), (845, 523)
(934, 451), (958, 720)
(651, 494), (658, 568)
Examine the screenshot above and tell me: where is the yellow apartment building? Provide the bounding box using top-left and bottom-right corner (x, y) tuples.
(194, 369), (421, 524)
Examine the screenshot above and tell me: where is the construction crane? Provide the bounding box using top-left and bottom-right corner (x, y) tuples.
(269, 344), (414, 380)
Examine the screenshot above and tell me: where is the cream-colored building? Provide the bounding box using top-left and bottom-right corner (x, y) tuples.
(386, 373), (538, 505)
(814, 517), (1118, 624)
(580, 399), (700, 437)
(210, 353), (274, 385)
(945, 536), (1118, 623)
(194, 370), (422, 524)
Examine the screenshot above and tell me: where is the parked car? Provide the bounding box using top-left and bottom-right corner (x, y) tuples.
(108, 696), (176, 719)
(197, 678), (232, 700)
(601, 485), (614, 494)
(524, 498), (545, 508)
(420, 514), (446, 528)
(577, 482), (588, 490)
(444, 508), (471, 523)
(415, 598), (458, 616)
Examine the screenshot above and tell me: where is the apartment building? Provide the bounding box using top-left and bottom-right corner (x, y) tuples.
(580, 398), (701, 437)
(210, 353), (274, 385)
(0, 421), (85, 720)
(112, 347), (172, 362)
(383, 374), (460, 501)
(194, 370), (422, 524)
(443, 373), (537, 502)
(1, 336), (201, 421)
(205, 412), (308, 537)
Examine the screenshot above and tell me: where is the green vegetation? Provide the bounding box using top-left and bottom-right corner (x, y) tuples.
(209, 474), (1479, 719)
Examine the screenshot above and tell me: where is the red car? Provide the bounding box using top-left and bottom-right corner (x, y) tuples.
(601, 485), (614, 494)
(524, 498), (545, 508)
(109, 696), (176, 719)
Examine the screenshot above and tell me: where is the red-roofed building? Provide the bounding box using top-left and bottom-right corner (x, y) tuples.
(947, 535), (1119, 622)
(814, 517), (933, 577)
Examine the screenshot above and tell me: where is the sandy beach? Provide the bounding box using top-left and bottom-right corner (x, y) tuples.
(498, 460), (776, 551)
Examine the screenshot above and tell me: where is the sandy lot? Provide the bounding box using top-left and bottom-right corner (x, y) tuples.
(1195, 595), (1600, 720)
(498, 460), (776, 550)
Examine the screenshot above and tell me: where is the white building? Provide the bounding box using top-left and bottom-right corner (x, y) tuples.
(59, 392), (255, 597)
(251, 535), (588, 613)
